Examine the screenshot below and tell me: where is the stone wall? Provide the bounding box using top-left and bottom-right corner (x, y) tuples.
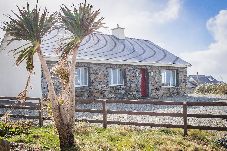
(41, 61), (187, 99)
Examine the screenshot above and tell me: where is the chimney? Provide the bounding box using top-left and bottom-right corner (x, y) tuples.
(111, 24), (125, 39)
(196, 72), (199, 84)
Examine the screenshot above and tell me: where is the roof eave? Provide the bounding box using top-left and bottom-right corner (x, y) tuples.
(44, 56), (189, 68)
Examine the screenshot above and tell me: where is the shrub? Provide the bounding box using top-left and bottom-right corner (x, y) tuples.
(195, 83), (227, 95)
(0, 121), (34, 137)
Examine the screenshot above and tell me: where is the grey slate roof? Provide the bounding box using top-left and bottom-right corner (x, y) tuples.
(39, 29), (190, 66)
(188, 75), (221, 88)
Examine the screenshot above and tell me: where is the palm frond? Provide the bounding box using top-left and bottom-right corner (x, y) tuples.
(59, 0), (104, 57)
(3, 2), (57, 72)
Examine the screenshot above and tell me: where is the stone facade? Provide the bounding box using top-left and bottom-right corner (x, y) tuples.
(41, 61), (187, 99)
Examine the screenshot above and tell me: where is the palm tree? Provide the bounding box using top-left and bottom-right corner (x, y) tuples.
(56, 2), (104, 149)
(3, 1), (103, 150)
(3, 3), (60, 110)
(3, 2), (67, 150)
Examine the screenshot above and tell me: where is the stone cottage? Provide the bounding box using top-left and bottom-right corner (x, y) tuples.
(41, 25), (191, 99)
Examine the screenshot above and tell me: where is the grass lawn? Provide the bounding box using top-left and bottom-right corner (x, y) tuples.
(1, 122), (226, 151)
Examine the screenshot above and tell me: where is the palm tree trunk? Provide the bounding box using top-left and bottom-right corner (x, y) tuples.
(68, 46), (79, 125)
(36, 48), (57, 107)
(58, 123), (78, 151)
(36, 48), (60, 122)
(55, 46), (80, 150)
(37, 47), (76, 150)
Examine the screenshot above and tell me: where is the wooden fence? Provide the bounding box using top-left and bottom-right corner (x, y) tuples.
(0, 97), (43, 127)
(0, 97), (227, 135)
(75, 99), (227, 136)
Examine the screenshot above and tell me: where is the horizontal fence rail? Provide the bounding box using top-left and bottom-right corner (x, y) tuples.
(76, 99), (227, 136)
(0, 97), (43, 127)
(1, 97), (227, 135)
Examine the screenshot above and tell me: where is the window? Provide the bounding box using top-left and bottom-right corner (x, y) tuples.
(161, 70), (176, 87)
(75, 67), (88, 87)
(109, 68), (124, 86)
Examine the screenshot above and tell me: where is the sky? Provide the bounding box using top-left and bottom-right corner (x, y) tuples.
(0, 0), (227, 81)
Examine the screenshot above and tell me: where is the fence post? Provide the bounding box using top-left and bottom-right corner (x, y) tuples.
(102, 100), (107, 128)
(183, 102), (187, 136)
(38, 98), (43, 127)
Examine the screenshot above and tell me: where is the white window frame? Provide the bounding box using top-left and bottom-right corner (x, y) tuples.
(109, 68), (124, 86)
(75, 67), (88, 87)
(161, 69), (177, 87)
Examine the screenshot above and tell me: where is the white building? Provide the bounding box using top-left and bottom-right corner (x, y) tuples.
(0, 35), (42, 98)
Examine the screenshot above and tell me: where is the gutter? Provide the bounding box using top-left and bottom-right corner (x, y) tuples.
(44, 56), (191, 68)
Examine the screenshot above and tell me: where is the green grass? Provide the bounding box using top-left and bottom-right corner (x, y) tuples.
(1, 122), (225, 151)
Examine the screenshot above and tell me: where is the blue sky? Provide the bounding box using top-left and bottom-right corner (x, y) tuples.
(146, 0), (227, 53)
(181, 0), (227, 50)
(0, 0), (227, 81)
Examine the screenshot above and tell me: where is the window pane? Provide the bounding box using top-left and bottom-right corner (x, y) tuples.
(109, 68), (124, 85)
(112, 69), (118, 85)
(161, 70), (176, 86)
(81, 68), (85, 85)
(75, 68), (81, 85)
(172, 71), (176, 86)
(166, 70), (172, 86)
(161, 70), (166, 85)
(118, 69), (124, 85)
(75, 68), (89, 86)
(83, 68), (88, 85)
(77, 68), (88, 86)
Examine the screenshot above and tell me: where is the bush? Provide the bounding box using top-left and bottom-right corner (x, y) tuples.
(0, 121), (34, 137)
(195, 83), (227, 95)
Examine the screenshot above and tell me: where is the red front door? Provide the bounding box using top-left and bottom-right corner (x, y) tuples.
(140, 68), (148, 97)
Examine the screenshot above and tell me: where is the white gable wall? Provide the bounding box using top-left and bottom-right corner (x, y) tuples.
(0, 38), (42, 98)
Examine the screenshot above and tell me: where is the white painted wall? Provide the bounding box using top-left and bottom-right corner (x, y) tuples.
(0, 36), (42, 98)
